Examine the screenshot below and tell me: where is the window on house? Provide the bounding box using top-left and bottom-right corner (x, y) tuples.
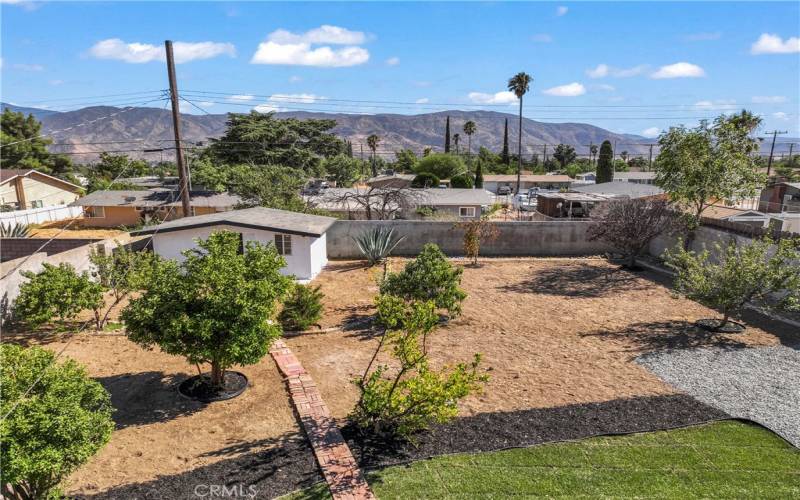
(30, 200), (44, 208)
(86, 206), (105, 218)
(274, 234), (292, 255)
(459, 206), (476, 218)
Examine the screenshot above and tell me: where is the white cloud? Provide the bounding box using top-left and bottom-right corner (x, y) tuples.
(773, 112), (789, 120)
(752, 95), (787, 104)
(650, 62), (705, 79)
(750, 33), (800, 55)
(229, 94), (255, 102)
(532, 33), (553, 43)
(641, 127), (661, 138)
(89, 39), (236, 64)
(385, 56), (400, 66)
(268, 93), (323, 104)
(586, 63), (648, 79)
(595, 84), (615, 91)
(682, 32), (721, 42)
(12, 63), (44, 71)
(253, 104), (284, 113)
(415, 98), (429, 104)
(556, 6), (568, 16)
(467, 91), (518, 104)
(693, 99), (737, 111)
(251, 41), (369, 67)
(542, 82), (586, 97)
(267, 25), (367, 45)
(289, 75), (303, 83)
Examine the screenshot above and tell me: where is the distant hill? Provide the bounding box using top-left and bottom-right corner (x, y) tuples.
(1, 102), (62, 120)
(3, 102), (795, 164)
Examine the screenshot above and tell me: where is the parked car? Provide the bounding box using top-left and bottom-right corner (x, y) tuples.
(497, 185), (513, 195)
(512, 193), (536, 211)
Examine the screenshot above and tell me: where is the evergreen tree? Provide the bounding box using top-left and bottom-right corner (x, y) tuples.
(596, 140), (614, 183)
(444, 115), (451, 153)
(501, 118), (510, 165)
(474, 161), (484, 188)
(346, 141), (354, 158)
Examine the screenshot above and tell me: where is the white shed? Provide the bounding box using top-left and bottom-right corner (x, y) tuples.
(131, 207), (336, 282)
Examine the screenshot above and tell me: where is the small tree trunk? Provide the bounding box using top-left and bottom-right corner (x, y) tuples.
(721, 310), (731, 330)
(628, 253), (637, 269)
(210, 362), (225, 388)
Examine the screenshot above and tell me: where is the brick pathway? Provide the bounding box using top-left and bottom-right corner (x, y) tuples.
(270, 339), (376, 500)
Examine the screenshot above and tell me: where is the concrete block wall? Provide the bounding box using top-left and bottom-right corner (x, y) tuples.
(1, 238), (102, 262)
(326, 220), (611, 259)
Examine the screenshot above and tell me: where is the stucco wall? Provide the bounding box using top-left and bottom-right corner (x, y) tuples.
(649, 225), (768, 262)
(22, 176), (80, 207)
(326, 220), (610, 258)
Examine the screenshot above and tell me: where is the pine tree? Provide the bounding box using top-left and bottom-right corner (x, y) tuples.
(596, 140), (614, 183)
(474, 161), (484, 188)
(501, 118), (510, 165)
(444, 116), (451, 153)
(346, 141), (354, 158)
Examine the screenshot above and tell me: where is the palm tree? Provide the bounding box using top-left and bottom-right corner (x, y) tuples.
(366, 134), (380, 177)
(463, 120), (476, 156)
(590, 143), (598, 167)
(453, 133), (461, 155)
(507, 72), (532, 193)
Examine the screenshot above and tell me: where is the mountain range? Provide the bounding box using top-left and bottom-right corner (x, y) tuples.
(4, 102), (793, 164)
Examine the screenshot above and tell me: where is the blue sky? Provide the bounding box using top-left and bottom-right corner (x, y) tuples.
(2, 1), (799, 137)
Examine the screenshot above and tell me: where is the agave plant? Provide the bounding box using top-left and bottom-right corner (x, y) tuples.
(352, 227), (405, 266)
(0, 222), (30, 238)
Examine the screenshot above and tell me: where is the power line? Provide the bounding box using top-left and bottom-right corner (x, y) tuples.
(7, 90), (166, 106)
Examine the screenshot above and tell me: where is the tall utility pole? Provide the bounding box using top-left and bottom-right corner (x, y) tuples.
(789, 143), (795, 165)
(648, 144), (654, 171)
(165, 40), (192, 217)
(765, 130), (788, 177)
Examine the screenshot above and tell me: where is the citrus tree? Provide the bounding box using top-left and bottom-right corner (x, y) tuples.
(122, 231), (292, 388)
(1, 344), (114, 499)
(13, 263), (103, 328)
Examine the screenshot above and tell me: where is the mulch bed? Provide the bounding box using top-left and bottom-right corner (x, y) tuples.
(342, 394), (729, 470)
(178, 371), (248, 403)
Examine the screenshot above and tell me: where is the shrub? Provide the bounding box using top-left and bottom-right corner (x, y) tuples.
(450, 173), (474, 188)
(352, 226), (405, 266)
(1, 344), (114, 499)
(279, 284), (324, 331)
(411, 172), (440, 188)
(90, 244), (159, 329)
(122, 231), (292, 388)
(0, 222), (30, 237)
(351, 298), (486, 439)
(665, 236), (800, 330)
(14, 263), (103, 328)
(456, 218), (500, 266)
(380, 243), (466, 317)
(415, 152), (465, 180)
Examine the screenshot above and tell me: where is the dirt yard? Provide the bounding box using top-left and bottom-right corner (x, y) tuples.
(28, 219), (126, 239)
(4, 257), (785, 496)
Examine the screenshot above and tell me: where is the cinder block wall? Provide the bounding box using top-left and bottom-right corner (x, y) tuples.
(326, 220), (610, 259)
(0, 238), (102, 262)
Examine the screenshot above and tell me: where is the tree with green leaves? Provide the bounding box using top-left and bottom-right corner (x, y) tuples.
(501, 118), (510, 165)
(367, 134), (381, 177)
(444, 115), (451, 153)
(0, 109), (72, 175)
(590, 143), (599, 167)
(453, 133), (460, 155)
(229, 164), (310, 212)
(474, 160), (484, 188)
(393, 148), (418, 172)
(13, 263), (103, 329)
(415, 152), (465, 180)
(463, 120), (477, 156)
(596, 140), (614, 183)
(323, 154), (362, 187)
(450, 172), (474, 188)
(86, 153), (150, 192)
(380, 243), (467, 318)
(507, 72), (532, 193)
(412, 172), (440, 188)
(665, 236), (800, 331)
(122, 231), (292, 389)
(279, 284), (324, 331)
(1, 344), (114, 500)
(655, 111), (766, 226)
(553, 144), (577, 169)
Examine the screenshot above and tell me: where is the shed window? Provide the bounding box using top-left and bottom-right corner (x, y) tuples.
(30, 200), (44, 208)
(275, 234), (292, 255)
(86, 206), (105, 218)
(459, 206), (476, 218)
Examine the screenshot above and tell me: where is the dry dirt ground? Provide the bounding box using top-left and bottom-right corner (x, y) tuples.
(28, 219), (126, 239)
(3, 257), (787, 496)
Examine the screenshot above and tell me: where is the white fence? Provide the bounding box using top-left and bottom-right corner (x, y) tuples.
(0, 205), (83, 226)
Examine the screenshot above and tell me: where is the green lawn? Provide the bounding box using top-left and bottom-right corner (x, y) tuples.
(288, 421), (800, 499)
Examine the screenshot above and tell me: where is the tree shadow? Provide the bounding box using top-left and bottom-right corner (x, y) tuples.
(499, 263), (650, 298)
(79, 431), (322, 500)
(96, 371), (205, 429)
(325, 260), (370, 273)
(581, 320), (752, 354)
(0, 322), (91, 347)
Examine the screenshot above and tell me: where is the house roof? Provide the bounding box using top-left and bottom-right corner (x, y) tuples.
(415, 188), (494, 206)
(130, 206), (336, 237)
(537, 192), (611, 203)
(70, 190), (242, 208)
(483, 174), (573, 183)
(571, 182), (664, 198)
(702, 205), (767, 220)
(365, 173), (415, 184)
(612, 171), (656, 180)
(306, 187), (494, 211)
(0, 168), (82, 191)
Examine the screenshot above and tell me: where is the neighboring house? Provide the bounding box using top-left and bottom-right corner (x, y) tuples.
(118, 176), (180, 189)
(131, 207), (336, 282)
(611, 172), (657, 184)
(365, 173), (416, 189)
(701, 204), (800, 234)
(575, 172), (596, 182)
(411, 188), (495, 220)
(0, 169), (82, 210)
(759, 182), (800, 213)
(71, 189), (241, 228)
(483, 174), (572, 194)
(571, 182), (665, 199)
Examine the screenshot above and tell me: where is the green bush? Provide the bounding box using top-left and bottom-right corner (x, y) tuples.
(380, 243), (466, 317)
(14, 263), (104, 328)
(279, 284), (325, 331)
(450, 173), (474, 188)
(415, 153), (465, 180)
(1, 344), (114, 499)
(411, 172), (440, 188)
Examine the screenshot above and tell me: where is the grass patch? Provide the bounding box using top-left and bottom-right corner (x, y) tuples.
(285, 420), (799, 499)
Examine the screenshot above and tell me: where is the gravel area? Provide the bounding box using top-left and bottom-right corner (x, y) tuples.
(638, 345), (800, 447)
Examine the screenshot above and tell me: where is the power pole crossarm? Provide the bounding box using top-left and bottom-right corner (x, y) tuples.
(165, 40), (192, 218)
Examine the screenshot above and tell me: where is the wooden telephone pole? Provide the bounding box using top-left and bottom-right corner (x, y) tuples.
(765, 130), (788, 177)
(165, 40), (192, 217)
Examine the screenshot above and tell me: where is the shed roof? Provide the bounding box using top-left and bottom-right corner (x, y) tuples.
(483, 174), (573, 183)
(0, 168), (82, 191)
(71, 190), (241, 208)
(130, 206), (336, 237)
(571, 182), (664, 198)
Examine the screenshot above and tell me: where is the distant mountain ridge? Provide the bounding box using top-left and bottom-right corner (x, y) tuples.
(5, 102), (792, 163)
